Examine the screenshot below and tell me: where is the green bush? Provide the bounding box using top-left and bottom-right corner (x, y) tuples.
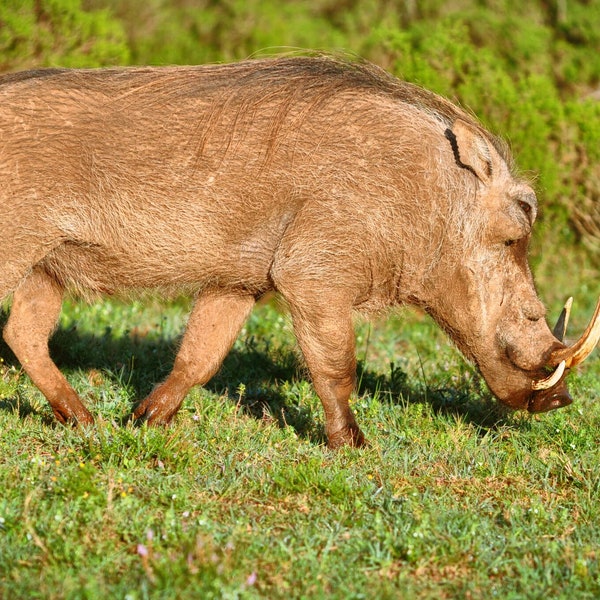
(91, 0), (350, 65)
(0, 0), (129, 71)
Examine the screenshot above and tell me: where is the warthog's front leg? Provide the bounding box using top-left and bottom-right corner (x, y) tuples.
(3, 268), (94, 425)
(134, 291), (255, 425)
(288, 297), (366, 449)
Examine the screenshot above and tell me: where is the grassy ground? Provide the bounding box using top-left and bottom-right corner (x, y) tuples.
(0, 267), (599, 598)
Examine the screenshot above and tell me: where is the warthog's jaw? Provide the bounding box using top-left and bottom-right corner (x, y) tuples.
(526, 296), (600, 413)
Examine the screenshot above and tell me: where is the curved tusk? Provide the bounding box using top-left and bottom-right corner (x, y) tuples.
(550, 296), (600, 368)
(532, 360), (566, 391)
(552, 297), (573, 342)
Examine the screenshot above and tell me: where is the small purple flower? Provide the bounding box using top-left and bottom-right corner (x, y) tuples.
(246, 572), (257, 586)
(137, 544), (149, 558)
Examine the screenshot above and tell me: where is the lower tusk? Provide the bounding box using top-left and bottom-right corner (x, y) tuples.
(532, 360), (566, 391)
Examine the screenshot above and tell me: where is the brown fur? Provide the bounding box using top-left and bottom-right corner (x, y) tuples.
(0, 56), (568, 445)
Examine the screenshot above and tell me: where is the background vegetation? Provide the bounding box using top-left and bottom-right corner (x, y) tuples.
(1, 1), (599, 598)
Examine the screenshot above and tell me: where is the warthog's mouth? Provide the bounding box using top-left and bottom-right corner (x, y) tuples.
(527, 296), (600, 413)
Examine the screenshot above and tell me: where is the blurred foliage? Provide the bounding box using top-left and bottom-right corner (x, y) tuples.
(1, 0), (599, 256)
(0, 0), (129, 70)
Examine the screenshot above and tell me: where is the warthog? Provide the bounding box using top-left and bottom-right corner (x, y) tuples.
(1, 56), (598, 447)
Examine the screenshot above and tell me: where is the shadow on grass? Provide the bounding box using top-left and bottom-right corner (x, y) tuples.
(0, 310), (512, 441)
(356, 360), (512, 434)
(0, 396), (56, 425)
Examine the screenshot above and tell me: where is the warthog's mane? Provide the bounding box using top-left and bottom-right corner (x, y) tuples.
(190, 54), (514, 170)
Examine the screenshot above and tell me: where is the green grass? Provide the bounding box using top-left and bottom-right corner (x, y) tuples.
(1, 281), (599, 599)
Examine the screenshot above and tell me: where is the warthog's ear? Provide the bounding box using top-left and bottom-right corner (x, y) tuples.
(446, 119), (494, 184)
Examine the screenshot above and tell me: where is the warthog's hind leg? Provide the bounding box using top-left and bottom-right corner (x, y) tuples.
(134, 292), (255, 425)
(3, 268), (94, 425)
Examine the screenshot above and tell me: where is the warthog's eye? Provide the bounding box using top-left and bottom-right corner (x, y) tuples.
(505, 239), (518, 247)
(516, 192), (537, 226)
(519, 200), (532, 216)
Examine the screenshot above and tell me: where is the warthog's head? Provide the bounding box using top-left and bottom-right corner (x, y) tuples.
(419, 118), (600, 412)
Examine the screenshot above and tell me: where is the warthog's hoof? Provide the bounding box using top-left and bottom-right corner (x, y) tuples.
(51, 395), (94, 426)
(133, 390), (180, 426)
(327, 425), (368, 449)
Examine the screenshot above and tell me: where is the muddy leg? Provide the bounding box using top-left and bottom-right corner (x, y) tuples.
(3, 268), (93, 425)
(289, 299), (366, 449)
(134, 292), (255, 425)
